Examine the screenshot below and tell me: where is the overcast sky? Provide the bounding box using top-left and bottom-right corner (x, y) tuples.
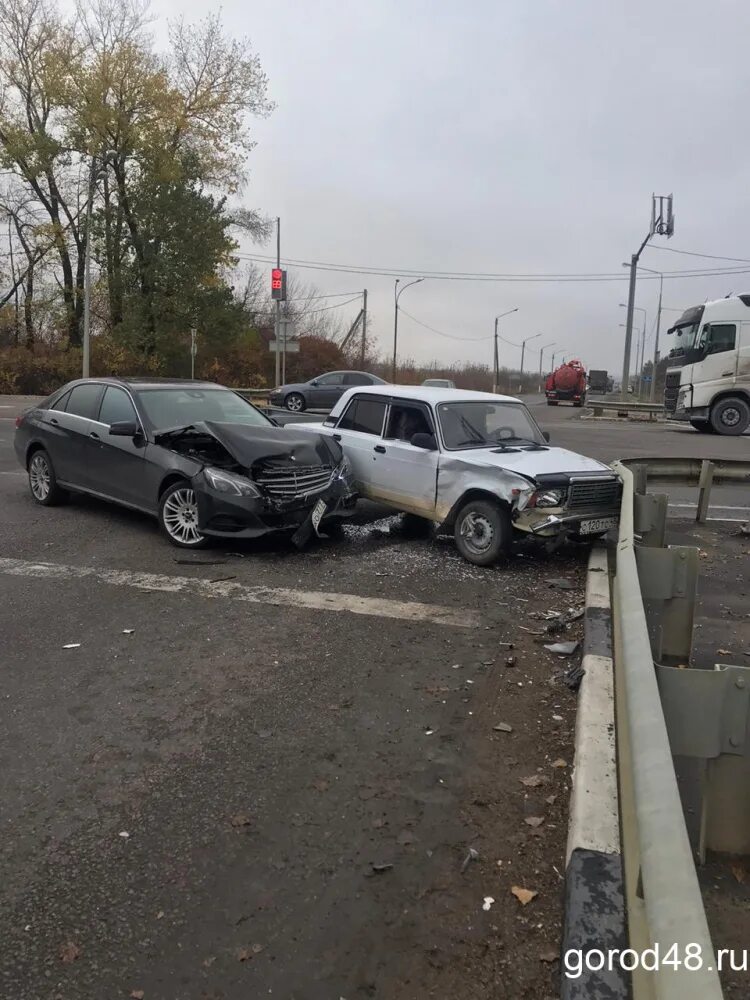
(153, 0), (750, 374)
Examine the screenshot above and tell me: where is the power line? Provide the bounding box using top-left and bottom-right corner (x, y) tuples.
(646, 245), (750, 264)
(399, 307), (492, 342)
(235, 250), (750, 283)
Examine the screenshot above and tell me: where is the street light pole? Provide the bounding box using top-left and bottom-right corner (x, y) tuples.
(392, 277), (424, 382)
(519, 333), (541, 392)
(492, 307), (519, 393)
(538, 342), (555, 391)
(631, 264), (664, 402)
(620, 303), (646, 395)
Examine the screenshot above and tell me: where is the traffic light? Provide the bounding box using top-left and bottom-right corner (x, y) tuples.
(271, 267), (287, 301)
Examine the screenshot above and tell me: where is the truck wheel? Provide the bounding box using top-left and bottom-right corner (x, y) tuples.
(689, 419), (715, 434)
(709, 397), (750, 436)
(454, 499), (509, 566)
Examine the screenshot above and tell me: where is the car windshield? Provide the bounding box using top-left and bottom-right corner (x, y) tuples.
(671, 321), (701, 352)
(438, 401), (545, 450)
(136, 387), (272, 429)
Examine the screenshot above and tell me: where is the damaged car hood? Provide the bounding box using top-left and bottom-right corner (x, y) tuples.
(154, 421), (342, 467)
(450, 445), (613, 480)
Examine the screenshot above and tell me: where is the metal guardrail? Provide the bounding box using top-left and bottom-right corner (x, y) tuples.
(591, 400), (665, 418)
(612, 459), (724, 999)
(624, 457), (750, 523)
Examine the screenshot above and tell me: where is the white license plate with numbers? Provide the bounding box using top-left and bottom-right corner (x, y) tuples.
(578, 516), (619, 535)
(311, 499), (327, 534)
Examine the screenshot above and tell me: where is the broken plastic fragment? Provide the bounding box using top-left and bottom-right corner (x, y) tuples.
(544, 641), (579, 655)
(62, 643), (81, 649)
(482, 896), (495, 911)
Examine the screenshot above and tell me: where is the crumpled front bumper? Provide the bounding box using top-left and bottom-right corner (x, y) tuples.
(192, 471), (358, 540)
(515, 507), (620, 537)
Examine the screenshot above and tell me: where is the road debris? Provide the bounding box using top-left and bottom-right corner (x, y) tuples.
(59, 940), (81, 964)
(122, 629), (135, 635)
(544, 640), (579, 656)
(551, 759), (568, 768)
(520, 775), (547, 788)
(118, 830), (130, 838)
(540, 950), (558, 963)
(369, 862), (394, 875)
(511, 886), (538, 906)
(493, 722), (513, 733)
(230, 813), (253, 829)
(563, 662), (585, 690)
(545, 577), (575, 591)
(62, 643), (81, 649)
(524, 816), (545, 828)
(130, 991), (145, 999)
(482, 896), (495, 911)
(505, 656), (517, 667)
(460, 847), (479, 873)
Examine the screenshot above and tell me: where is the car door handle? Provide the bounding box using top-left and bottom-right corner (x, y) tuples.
(721, 371), (733, 377)
(374, 445), (386, 454)
(89, 431), (100, 440)
(50, 417), (58, 425)
(333, 434), (341, 441)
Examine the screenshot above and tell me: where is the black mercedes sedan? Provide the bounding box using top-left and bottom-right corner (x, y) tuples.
(14, 378), (357, 548)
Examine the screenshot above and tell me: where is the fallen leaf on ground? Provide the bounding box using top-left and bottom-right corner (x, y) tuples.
(59, 940), (81, 964)
(717, 648), (731, 656)
(493, 722), (513, 733)
(311, 779), (330, 792)
(230, 813), (252, 828)
(371, 816), (385, 828)
(546, 794), (557, 805)
(520, 775), (547, 787)
(524, 816), (545, 828)
(202, 956), (216, 968)
(237, 948), (252, 962)
(731, 862), (746, 884)
(540, 950), (559, 963)
(130, 991), (145, 999)
(155, 911), (164, 920)
(511, 886), (538, 906)
(551, 758), (568, 768)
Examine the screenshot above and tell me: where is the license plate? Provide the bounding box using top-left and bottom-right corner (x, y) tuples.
(578, 516), (619, 535)
(311, 498), (327, 534)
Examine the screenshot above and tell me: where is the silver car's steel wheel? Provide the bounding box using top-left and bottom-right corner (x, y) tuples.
(29, 453), (51, 501)
(459, 511), (494, 555)
(162, 488), (204, 545)
(285, 393), (304, 412)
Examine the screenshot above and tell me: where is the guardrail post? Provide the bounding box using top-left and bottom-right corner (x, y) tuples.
(633, 493), (668, 547)
(702, 755), (750, 859)
(633, 464), (648, 495)
(696, 460), (715, 524)
(634, 546), (699, 666)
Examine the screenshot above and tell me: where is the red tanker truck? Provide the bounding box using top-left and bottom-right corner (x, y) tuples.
(544, 359), (587, 406)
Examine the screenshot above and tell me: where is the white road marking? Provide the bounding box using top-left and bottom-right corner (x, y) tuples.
(0, 556), (479, 627)
(669, 503), (750, 512)
(0, 470), (23, 476)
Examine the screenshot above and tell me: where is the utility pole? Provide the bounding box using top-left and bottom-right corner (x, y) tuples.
(392, 277), (424, 382)
(492, 307), (518, 394)
(651, 273), (663, 402)
(274, 217), (281, 387)
(82, 155), (96, 378)
(360, 288), (367, 368)
(621, 194), (674, 399)
(190, 328), (197, 379)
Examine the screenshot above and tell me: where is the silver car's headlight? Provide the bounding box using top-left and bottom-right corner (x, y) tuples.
(204, 467), (261, 497)
(535, 489), (565, 507)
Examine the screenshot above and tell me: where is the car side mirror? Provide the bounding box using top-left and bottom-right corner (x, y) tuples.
(542, 431), (550, 442)
(109, 420), (140, 437)
(310, 380), (319, 386)
(410, 432), (437, 451)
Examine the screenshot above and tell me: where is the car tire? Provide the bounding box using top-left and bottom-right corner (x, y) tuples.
(709, 396), (750, 436)
(285, 392), (306, 412)
(27, 448), (68, 506)
(453, 499), (509, 566)
(689, 419), (715, 434)
(158, 481), (209, 548)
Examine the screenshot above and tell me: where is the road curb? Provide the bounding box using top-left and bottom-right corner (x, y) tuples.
(561, 544), (628, 999)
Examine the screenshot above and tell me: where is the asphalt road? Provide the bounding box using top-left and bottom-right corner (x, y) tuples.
(0, 393), (747, 1000)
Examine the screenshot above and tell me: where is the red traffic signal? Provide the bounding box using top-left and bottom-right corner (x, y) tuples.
(271, 267), (287, 300)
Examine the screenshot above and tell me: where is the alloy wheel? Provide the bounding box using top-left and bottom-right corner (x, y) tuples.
(162, 488), (204, 545)
(29, 453), (51, 501)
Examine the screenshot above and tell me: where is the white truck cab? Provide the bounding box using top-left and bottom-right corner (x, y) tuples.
(665, 295), (750, 435)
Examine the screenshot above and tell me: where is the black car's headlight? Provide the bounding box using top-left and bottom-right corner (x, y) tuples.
(336, 456), (354, 480)
(534, 488), (565, 508)
(204, 467), (261, 497)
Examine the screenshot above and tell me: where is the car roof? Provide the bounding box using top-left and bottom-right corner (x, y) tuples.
(336, 384), (520, 405)
(61, 377), (225, 391)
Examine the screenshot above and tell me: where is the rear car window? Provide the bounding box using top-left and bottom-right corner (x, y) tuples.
(65, 383), (104, 419)
(98, 386), (137, 425)
(51, 390), (71, 411)
(337, 397), (387, 435)
(343, 373), (371, 385)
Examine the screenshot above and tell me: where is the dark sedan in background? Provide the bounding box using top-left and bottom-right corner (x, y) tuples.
(14, 378), (357, 548)
(268, 370), (386, 411)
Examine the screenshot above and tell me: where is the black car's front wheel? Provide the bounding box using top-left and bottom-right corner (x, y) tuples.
(159, 482), (208, 548)
(454, 499), (509, 566)
(27, 448), (68, 506)
(284, 392), (306, 412)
